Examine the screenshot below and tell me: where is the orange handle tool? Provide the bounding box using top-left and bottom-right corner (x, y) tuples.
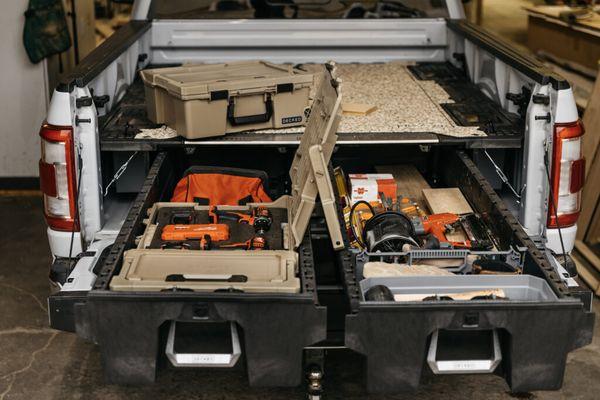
(161, 224), (230, 242)
(421, 213), (472, 249)
(219, 235), (267, 250)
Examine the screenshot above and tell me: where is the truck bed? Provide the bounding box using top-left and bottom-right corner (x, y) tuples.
(99, 62), (524, 151)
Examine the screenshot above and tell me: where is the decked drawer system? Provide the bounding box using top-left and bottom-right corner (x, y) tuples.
(49, 56), (595, 393)
(340, 151), (594, 393)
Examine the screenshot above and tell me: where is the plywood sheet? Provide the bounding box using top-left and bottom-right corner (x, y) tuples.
(375, 165), (430, 210)
(363, 262), (453, 278)
(525, 6), (600, 71)
(342, 102), (377, 116)
(524, 5), (600, 32)
(394, 289), (505, 302)
(422, 188), (473, 215)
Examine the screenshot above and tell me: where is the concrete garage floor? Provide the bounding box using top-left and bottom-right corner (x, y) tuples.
(1, 195), (600, 400)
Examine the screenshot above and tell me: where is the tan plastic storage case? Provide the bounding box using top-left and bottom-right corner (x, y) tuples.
(111, 64), (344, 293)
(140, 61), (313, 139)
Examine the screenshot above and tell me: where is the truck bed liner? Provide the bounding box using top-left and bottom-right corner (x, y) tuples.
(99, 62), (523, 150)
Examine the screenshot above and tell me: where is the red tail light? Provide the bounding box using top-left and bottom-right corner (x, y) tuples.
(547, 120), (585, 228)
(39, 123), (79, 231)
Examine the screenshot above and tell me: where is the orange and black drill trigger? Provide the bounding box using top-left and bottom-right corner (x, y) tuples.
(209, 206), (272, 234)
(220, 235), (268, 250)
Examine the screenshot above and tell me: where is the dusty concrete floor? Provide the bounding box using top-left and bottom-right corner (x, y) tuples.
(1, 194), (600, 400)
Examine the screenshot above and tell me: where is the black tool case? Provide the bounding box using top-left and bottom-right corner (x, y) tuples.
(335, 149), (595, 393)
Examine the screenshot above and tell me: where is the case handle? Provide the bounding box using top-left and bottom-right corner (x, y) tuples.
(227, 94), (273, 126)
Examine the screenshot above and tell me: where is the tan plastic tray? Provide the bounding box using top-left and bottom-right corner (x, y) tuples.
(140, 61), (313, 139)
(110, 249), (299, 293)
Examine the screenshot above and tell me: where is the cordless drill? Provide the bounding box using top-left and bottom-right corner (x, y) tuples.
(210, 206), (272, 235)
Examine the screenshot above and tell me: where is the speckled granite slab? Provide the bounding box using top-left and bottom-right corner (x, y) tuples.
(137, 62), (486, 140)
(255, 62), (485, 138)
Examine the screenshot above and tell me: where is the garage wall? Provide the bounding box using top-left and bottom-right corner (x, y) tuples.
(0, 0), (49, 178)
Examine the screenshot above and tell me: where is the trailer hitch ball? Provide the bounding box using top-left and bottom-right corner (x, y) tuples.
(308, 369), (323, 381)
(463, 312), (480, 328)
(306, 365), (324, 399)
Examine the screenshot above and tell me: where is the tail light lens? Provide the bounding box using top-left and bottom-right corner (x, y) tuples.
(39, 123), (79, 231)
(547, 120), (585, 228)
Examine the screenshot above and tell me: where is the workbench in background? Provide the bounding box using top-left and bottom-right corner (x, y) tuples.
(525, 5), (600, 73)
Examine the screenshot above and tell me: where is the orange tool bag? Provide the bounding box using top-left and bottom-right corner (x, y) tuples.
(171, 166), (272, 205)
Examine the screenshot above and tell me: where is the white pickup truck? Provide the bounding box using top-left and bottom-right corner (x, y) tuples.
(40, 0), (594, 396)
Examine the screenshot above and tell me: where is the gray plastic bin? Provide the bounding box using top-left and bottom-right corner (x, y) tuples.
(360, 275), (559, 302)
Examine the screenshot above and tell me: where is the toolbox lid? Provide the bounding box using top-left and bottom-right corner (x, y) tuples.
(149, 61), (314, 100)
(140, 62), (244, 88)
(288, 64), (344, 250)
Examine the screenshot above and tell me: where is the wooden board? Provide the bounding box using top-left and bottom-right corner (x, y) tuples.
(394, 289), (505, 302)
(587, 207), (600, 246)
(363, 262), (453, 278)
(575, 240), (600, 273)
(572, 249), (600, 295)
(422, 188), (473, 215)
(578, 151), (600, 241)
(577, 73), (600, 241)
(524, 5), (600, 32)
(342, 103), (377, 116)
(525, 6), (600, 71)
(375, 165), (430, 210)
(583, 67), (600, 171)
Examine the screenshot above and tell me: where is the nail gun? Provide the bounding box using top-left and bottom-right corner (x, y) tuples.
(412, 212), (493, 250)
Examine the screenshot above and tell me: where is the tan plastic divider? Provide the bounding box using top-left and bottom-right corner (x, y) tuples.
(289, 64), (345, 250)
(110, 249), (299, 293)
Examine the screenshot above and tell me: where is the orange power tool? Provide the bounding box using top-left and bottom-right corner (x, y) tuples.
(418, 213), (472, 249)
(414, 212), (493, 250)
(209, 206), (272, 234)
(219, 235), (268, 250)
(161, 224), (230, 249)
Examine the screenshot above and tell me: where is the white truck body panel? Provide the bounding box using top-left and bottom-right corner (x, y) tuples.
(47, 228), (82, 257)
(47, 90), (72, 126)
(150, 19), (448, 64)
(73, 86), (103, 241)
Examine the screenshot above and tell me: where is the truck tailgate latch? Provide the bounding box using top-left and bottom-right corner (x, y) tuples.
(532, 94), (550, 105)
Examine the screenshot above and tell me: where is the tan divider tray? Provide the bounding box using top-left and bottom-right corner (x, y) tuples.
(110, 249), (299, 293)
(137, 199), (291, 251)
